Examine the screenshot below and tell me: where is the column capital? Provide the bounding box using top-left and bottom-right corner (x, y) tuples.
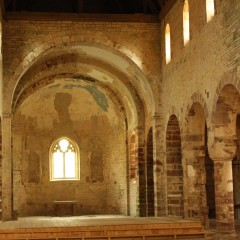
(152, 113), (161, 120)
(211, 158), (233, 162)
(2, 113), (12, 119)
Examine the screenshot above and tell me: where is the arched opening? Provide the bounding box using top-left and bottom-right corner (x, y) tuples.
(12, 78), (128, 217)
(165, 23), (171, 64)
(6, 42), (154, 220)
(211, 84), (240, 232)
(166, 115), (183, 217)
(146, 127), (154, 216)
(184, 102), (212, 227)
(0, 118), (2, 220)
(183, 0), (190, 45)
(206, 0), (215, 22)
(233, 113), (240, 222)
(50, 137), (80, 181)
(129, 132), (138, 216)
(205, 125), (216, 222)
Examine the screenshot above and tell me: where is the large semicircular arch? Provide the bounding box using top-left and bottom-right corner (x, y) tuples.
(6, 43), (155, 119)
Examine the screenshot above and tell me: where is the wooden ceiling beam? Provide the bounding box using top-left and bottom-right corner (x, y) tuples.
(0, 0), (5, 19)
(158, 0), (165, 9)
(74, 0), (84, 13)
(146, 0), (159, 13)
(143, 0), (160, 13)
(159, 0), (177, 21)
(113, 0), (125, 13)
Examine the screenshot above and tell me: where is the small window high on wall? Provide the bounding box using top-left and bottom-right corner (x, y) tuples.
(183, 0), (190, 46)
(50, 137), (80, 181)
(206, 0), (215, 22)
(165, 23), (171, 64)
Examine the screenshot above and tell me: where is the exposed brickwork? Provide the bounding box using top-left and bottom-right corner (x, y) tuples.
(0, 0), (240, 237)
(1, 14), (162, 219)
(129, 132), (138, 216)
(130, 134), (137, 181)
(146, 127), (154, 216)
(183, 103), (208, 225)
(166, 115), (183, 216)
(0, 119), (2, 220)
(159, 0), (240, 233)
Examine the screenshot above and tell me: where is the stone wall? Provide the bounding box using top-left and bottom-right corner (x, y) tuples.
(2, 14), (161, 218)
(12, 80), (127, 216)
(1, 0), (240, 231)
(160, 0), (240, 231)
(166, 115), (183, 217)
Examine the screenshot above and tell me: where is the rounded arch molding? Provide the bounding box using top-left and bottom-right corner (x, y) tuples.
(4, 37), (156, 117)
(211, 72), (240, 124)
(185, 92), (209, 129)
(164, 106), (182, 135)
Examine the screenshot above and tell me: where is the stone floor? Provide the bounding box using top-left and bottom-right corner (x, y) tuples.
(0, 215), (240, 239)
(208, 219), (240, 240)
(0, 215), (191, 228)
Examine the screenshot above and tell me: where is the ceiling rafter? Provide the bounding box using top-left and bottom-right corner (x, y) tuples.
(146, 0), (159, 13)
(3, 0), (172, 15)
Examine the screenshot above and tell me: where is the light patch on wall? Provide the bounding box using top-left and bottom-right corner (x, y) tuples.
(206, 0), (215, 22)
(79, 46), (129, 73)
(64, 84), (109, 112)
(88, 69), (114, 83)
(123, 96), (136, 129)
(187, 165), (196, 177)
(121, 48), (142, 69)
(48, 84), (61, 89)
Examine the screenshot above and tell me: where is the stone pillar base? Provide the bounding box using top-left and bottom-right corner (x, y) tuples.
(215, 232), (237, 240)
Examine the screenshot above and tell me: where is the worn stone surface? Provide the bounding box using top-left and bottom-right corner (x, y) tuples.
(12, 80), (127, 216)
(0, 0), (240, 237)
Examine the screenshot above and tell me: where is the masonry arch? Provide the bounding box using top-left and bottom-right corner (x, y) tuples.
(210, 84), (239, 159)
(2, 42), (157, 219)
(166, 115), (183, 217)
(4, 43), (156, 118)
(129, 132), (138, 216)
(209, 83), (240, 231)
(146, 127), (154, 216)
(183, 101), (213, 226)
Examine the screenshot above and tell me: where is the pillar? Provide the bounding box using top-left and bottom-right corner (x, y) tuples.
(213, 159), (235, 233)
(1, 114), (12, 220)
(152, 114), (166, 216)
(137, 126), (147, 217)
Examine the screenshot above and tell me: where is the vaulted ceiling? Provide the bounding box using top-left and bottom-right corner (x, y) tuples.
(3, 0), (171, 15)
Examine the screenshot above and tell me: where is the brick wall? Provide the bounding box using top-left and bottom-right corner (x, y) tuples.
(159, 0), (240, 222)
(2, 14), (162, 217)
(166, 115), (183, 216)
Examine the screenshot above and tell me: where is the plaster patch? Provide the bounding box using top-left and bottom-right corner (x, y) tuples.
(63, 84), (109, 112)
(48, 84), (61, 89)
(79, 46), (129, 73)
(88, 69), (114, 83)
(187, 165), (196, 177)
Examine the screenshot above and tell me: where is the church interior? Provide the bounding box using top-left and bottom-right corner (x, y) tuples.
(0, 0), (239, 239)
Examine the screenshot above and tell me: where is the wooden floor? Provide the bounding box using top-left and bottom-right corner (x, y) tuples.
(0, 215), (199, 228)
(0, 215), (215, 240)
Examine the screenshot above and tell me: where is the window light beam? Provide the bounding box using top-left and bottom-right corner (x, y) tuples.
(165, 23), (171, 64)
(183, 0), (190, 46)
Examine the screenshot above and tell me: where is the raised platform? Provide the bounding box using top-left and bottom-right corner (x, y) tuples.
(0, 215), (214, 240)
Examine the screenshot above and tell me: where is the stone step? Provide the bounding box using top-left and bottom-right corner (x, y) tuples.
(0, 221), (215, 240)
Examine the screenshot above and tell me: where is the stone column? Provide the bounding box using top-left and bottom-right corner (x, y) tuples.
(137, 126), (147, 217)
(213, 159), (235, 233)
(152, 114), (166, 216)
(1, 114), (13, 220)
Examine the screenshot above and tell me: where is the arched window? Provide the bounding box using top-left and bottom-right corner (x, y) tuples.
(206, 0), (215, 22)
(183, 0), (190, 46)
(165, 23), (171, 64)
(50, 137), (80, 181)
